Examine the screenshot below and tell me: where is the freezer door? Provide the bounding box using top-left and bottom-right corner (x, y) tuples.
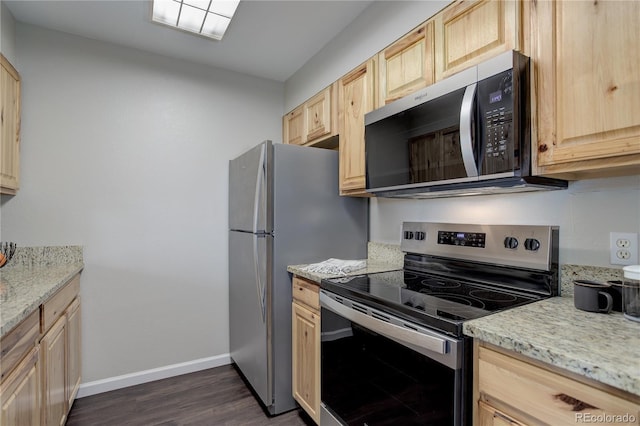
(229, 141), (271, 233)
(229, 230), (272, 407)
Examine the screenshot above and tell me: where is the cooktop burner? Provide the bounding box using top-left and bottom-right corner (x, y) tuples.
(322, 269), (539, 336)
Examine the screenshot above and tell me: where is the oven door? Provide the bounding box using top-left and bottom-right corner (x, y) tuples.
(320, 291), (470, 426)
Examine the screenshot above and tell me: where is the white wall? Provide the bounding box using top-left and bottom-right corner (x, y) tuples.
(370, 177), (640, 267)
(0, 24), (283, 383)
(0, 1), (17, 62)
(285, 1), (640, 269)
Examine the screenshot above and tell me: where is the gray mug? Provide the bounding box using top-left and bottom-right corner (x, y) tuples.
(574, 280), (613, 313)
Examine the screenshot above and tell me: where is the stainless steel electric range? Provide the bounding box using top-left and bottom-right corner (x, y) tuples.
(320, 222), (559, 426)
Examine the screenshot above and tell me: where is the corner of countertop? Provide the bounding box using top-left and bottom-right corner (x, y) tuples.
(287, 242), (403, 284)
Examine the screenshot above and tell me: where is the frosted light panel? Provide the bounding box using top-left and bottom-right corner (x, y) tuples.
(151, 0), (240, 40)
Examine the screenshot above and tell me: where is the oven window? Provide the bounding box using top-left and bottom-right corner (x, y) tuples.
(321, 317), (455, 425)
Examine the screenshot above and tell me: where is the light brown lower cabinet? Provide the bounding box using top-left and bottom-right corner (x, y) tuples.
(0, 273), (81, 426)
(291, 276), (320, 425)
(66, 298), (81, 409)
(0, 346), (41, 426)
(475, 341), (640, 426)
(41, 316), (67, 426)
(478, 401), (526, 426)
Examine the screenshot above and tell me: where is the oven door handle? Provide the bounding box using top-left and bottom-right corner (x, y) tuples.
(320, 293), (448, 355)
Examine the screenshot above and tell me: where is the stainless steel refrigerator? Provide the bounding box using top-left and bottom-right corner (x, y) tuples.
(228, 140), (368, 415)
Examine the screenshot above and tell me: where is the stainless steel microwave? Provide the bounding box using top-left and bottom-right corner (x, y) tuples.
(364, 50), (567, 198)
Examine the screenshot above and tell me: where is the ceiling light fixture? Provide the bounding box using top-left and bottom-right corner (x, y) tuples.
(151, 0), (240, 40)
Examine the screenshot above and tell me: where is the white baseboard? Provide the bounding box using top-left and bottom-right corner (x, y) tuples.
(76, 353), (232, 398)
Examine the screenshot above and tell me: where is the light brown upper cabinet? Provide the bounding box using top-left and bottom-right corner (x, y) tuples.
(377, 21), (435, 107)
(283, 84), (338, 148)
(1, 54), (21, 195)
(283, 105), (304, 146)
(338, 59), (377, 196)
(434, 0), (520, 81)
(531, 0), (640, 179)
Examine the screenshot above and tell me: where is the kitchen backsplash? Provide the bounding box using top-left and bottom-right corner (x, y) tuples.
(560, 264), (625, 296)
(367, 242), (625, 297)
(367, 242), (404, 267)
(5, 246), (84, 267)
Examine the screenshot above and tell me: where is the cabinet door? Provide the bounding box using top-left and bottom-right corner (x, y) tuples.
(41, 315), (67, 426)
(66, 298), (81, 409)
(338, 59), (376, 196)
(0, 54), (21, 194)
(378, 21), (434, 106)
(478, 401), (527, 426)
(304, 84), (337, 143)
(477, 345), (640, 426)
(533, 0), (640, 177)
(434, 0), (519, 81)
(0, 346), (40, 426)
(283, 106), (304, 145)
(292, 302), (320, 425)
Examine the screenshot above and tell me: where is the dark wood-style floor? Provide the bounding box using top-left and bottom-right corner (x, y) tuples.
(66, 364), (315, 426)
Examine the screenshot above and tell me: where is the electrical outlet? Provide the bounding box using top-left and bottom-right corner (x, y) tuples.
(610, 232), (639, 265)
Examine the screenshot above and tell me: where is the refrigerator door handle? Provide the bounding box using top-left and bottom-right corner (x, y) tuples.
(253, 144), (266, 233)
(252, 144), (267, 322)
(254, 235), (266, 322)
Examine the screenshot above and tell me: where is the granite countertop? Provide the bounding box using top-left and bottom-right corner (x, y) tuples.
(0, 246), (84, 337)
(464, 296), (640, 397)
(287, 260), (401, 284)
(287, 241), (403, 284)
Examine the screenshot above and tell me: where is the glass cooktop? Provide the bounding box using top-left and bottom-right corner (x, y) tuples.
(321, 270), (540, 336)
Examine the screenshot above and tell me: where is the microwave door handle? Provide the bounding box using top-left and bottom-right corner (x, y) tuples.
(460, 83), (478, 177)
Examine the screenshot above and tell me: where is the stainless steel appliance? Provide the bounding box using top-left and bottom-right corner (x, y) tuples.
(364, 50), (567, 198)
(228, 140), (368, 415)
(320, 222), (559, 426)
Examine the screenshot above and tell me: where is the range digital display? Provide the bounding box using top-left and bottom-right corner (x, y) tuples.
(438, 231), (486, 248)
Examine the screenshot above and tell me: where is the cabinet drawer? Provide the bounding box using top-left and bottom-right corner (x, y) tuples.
(292, 276), (319, 311)
(0, 309), (39, 383)
(41, 274), (80, 333)
(478, 346), (640, 425)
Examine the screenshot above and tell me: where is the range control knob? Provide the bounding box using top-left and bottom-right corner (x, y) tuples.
(524, 238), (541, 251)
(404, 231), (414, 240)
(415, 231), (426, 241)
(504, 236), (519, 250)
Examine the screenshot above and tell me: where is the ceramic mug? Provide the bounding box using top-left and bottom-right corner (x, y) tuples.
(573, 280), (613, 314)
(605, 280), (623, 312)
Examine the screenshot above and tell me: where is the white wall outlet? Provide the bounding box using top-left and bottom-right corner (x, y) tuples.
(610, 232), (639, 265)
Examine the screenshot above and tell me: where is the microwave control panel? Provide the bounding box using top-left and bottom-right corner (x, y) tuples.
(477, 68), (518, 175)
